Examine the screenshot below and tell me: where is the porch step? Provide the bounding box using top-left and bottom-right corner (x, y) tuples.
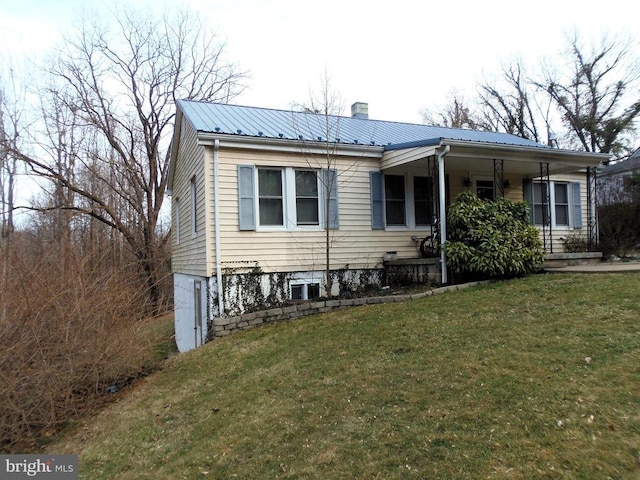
(542, 252), (603, 268)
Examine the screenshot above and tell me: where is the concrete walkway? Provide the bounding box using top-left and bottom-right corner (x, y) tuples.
(544, 262), (640, 273)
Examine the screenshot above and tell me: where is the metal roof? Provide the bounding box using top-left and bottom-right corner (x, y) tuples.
(599, 148), (640, 176)
(177, 100), (549, 150)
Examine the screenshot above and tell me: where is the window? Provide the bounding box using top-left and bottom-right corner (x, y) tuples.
(385, 175), (406, 226)
(258, 169), (284, 226)
(414, 176), (434, 226)
(239, 165), (337, 231)
(370, 172), (438, 230)
(476, 179), (495, 200)
(531, 182), (549, 225)
(554, 183), (569, 226)
(295, 170), (319, 225)
(174, 197), (180, 244)
(525, 180), (582, 228)
(190, 176), (197, 236)
(291, 282), (321, 300)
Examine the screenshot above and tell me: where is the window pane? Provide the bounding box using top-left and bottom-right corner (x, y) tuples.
(295, 170), (318, 196)
(385, 175), (406, 226)
(259, 199), (283, 225)
(554, 184), (569, 226)
(258, 169), (283, 226)
(295, 170), (319, 225)
(296, 198), (319, 224)
(533, 205), (550, 225)
(308, 283), (320, 299)
(555, 183), (568, 204)
(258, 169), (282, 196)
(291, 284), (303, 300)
(414, 176), (433, 225)
(385, 175), (405, 199)
(556, 205), (569, 225)
(386, 202), (406, 226)
(533, 183), (548, 203)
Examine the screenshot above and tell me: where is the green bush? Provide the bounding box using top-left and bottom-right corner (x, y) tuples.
(445, 191), (544, 280)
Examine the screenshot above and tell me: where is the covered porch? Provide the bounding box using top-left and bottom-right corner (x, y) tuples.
(380, 137), (609, 283)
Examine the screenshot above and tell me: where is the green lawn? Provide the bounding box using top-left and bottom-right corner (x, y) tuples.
(49, 273), (640, 479)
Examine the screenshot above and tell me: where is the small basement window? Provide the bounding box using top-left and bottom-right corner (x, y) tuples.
(290, 282), (321, 301)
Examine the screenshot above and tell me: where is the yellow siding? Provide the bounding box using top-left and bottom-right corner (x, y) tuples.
(548, 173), (590, 253)
(213, 147), (438, 273)
(177, 139), (593, 276)
(171, 118), (209, 276)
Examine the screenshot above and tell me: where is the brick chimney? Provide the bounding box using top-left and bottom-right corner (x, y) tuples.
(351, 102), (369, 120)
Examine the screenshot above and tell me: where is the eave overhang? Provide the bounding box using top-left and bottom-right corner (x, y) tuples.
(197, 131), (385, 158)
(381, 137), (611, 176)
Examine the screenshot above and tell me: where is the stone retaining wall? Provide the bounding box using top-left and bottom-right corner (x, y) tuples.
(210, 280), (489, 339)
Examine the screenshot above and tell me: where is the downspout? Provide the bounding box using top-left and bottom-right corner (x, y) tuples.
(438, 145), (450, 284)
(213, 139), (224, 317)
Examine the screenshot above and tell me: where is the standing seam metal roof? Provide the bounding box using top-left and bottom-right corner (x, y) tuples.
(177, 99), (551, 150)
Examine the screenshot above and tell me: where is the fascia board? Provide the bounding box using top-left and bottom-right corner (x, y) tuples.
(166, 108), (184, 194)
(444, 139), (610, 167)
(197, 132), (384, 158)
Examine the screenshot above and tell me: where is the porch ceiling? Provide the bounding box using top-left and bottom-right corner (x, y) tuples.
(380, 140), (610, 177)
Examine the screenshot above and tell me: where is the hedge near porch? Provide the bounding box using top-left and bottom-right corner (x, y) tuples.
(445, 191), (544, 280)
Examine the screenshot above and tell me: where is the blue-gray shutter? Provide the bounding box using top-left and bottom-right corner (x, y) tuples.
(523, 179), (534, 223)
(322, 168), (339, 229)
(370, 171), (384, 230)
(237, 165), (255, 230)
(572, 182), (582, 228)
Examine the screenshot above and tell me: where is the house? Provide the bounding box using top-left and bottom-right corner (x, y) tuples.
(597, 147), (640, 205)
(167, 100), (609, 351)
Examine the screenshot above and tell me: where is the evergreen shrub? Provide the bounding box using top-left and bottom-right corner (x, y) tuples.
(445, 191), (544, 280)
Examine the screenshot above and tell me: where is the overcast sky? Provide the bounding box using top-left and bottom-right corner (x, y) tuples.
(1, 0), (638, 124)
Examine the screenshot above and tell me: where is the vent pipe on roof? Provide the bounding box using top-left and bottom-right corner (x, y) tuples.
(546, 122), (558, 148)
(351, 102), (368, 120)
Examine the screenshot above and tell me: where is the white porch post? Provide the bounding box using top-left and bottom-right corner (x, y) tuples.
(438, 145), (450, 284)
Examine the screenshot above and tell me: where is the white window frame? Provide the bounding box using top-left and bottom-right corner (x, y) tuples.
(290, 280), (321, 300)
(553, 182), (570, 227)
(531, 180), (575, 229)
(256, 167), (325, 232)
(257, 168), (285, 228)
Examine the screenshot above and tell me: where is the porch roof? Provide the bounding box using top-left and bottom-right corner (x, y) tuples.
(381, 138), (609, 177)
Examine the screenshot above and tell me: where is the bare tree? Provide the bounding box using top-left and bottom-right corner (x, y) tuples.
(420, 90), (481, 129)
(9, 6), (246, 311)
(292, 73), (346, 296)
(478, 59), (543, 142)
(0, 69), (25, 323)
(420, 33), (640, 156)
(539, 33), (640, 157)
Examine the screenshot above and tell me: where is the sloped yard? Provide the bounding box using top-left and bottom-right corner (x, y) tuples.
(50, 273), (640, 479)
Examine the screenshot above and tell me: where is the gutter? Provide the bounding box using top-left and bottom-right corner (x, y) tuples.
(437, 145), (450, 284)
(213, 139), (224, 317)
(197, 132), (384, 158)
